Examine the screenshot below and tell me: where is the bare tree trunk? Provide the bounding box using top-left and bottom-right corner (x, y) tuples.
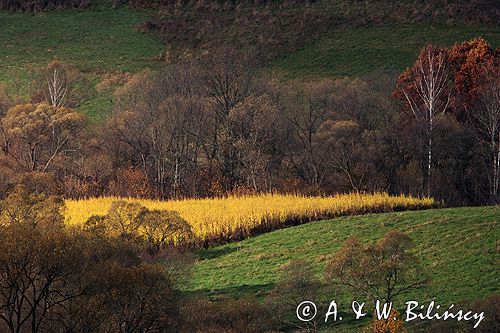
(427, 118), (433, 198)
(251, 172), (258, 192)
(30, 144), (37, 171)
(493, 131), (500, 201)
(475, 72), (500, 203)
(45, 65), (68, 108)
(0, 125), (9, 154)
(172, 155), (180, 198)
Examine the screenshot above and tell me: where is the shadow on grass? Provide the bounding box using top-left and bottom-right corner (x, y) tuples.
(182, 283), (275, 299)
(196, 246), (239, 260)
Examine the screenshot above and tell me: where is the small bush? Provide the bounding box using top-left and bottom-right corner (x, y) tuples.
(84, 200), (194, 251)
(363, 309), (406, 333)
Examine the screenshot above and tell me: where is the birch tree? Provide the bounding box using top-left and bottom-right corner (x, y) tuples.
(32, 61), (89, 109)
(45, 61), (69, 108)
(395, 45), (451, 197)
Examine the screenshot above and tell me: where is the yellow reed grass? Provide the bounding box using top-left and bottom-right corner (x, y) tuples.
(65, 193), (436, 243)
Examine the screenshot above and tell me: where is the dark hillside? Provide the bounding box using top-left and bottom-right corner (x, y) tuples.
(139, 0), (500, 61)
(1, 0), (498, 63)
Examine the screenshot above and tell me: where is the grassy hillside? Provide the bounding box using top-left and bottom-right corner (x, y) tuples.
(185, 205), (499, 330)
(0, 8), (161, 72)
(0, 8), (163, 122)
(272, 24), (500, 79)
(0, 7), (498, 122)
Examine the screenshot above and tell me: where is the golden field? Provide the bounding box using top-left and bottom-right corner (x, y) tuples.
(65, 193), (436, 245)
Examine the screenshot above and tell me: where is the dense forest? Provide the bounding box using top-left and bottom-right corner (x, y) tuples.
(1, 37), (499, 205)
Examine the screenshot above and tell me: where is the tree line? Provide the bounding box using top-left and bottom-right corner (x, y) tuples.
(0, 38), (498, 205)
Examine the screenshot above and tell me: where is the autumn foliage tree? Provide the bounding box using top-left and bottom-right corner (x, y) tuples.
(85, 200), (194, 251)
(1, 102), (85, 172)
(448, 37), (497, 114)
(364, 308), (407, 333)
(448, 37), (500, 202)
(0, 40), (498, 205)
(109, 167), (154, 198)
(0, 186), (79, 332)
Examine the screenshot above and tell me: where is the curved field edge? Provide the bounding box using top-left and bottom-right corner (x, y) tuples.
(186, 205), (499, 307)
(65, 193), (436, 245)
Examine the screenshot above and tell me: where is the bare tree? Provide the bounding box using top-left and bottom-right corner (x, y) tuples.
(0, 187), (83, 333)
(0, 104), (10, 155)
(0, 187), (182, 333)
(0, 79), (25, 155)
(474, 68), (500, 202)
(109, 66), (207, 198)
(230, 95), (287, 192)
(266, 260), (322, 333)
(325, 231), (429, 304)
(281, 80), (333, 187)
(44, 61), (69, 108)
(203, 47), (257, 191)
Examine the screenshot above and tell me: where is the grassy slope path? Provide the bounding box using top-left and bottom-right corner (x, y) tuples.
(186, 205), (499, 307)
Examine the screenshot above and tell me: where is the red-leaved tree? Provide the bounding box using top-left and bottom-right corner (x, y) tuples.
(449, 38), (500, 202)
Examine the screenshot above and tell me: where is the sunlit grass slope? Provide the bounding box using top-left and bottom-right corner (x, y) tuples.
(66, 193), (435, 244)
(186, 205), (499, 304)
